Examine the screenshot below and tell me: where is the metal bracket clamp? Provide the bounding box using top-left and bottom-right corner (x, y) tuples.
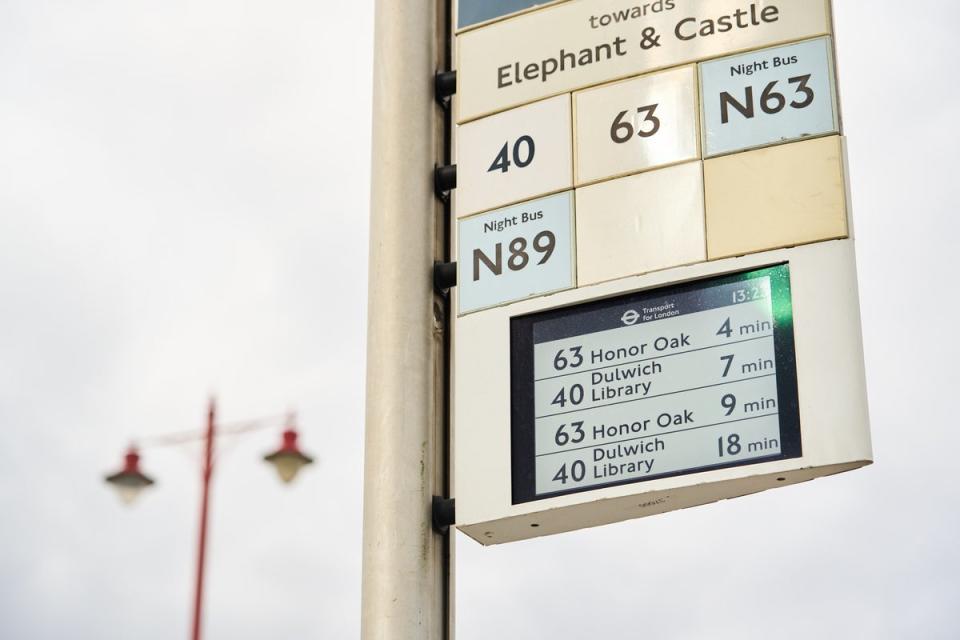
(435, 70), (457, 106)
(432, 496), (455, 534)
(434, 164), (457, 200)
(433, 261), (457, 294)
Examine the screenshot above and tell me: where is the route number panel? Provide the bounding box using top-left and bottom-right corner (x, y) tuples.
(574, 65), (700, 186)
(456, 94), (573, 217)
(458, 191), (575, 315)
(700, 37), (838, 157)
(510, 264), (801, 503)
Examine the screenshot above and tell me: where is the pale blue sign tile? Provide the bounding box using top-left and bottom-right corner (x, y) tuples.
(700, 38), (839, 157)
(458, 192), (575, 315)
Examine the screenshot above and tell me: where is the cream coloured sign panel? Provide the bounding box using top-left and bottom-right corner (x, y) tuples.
(575, 161), (705, 285)
(457, 0), (832, 123)
(456, 95), (574, 217)
(574, 65), (699, 186)
(704, 135), (848, 259)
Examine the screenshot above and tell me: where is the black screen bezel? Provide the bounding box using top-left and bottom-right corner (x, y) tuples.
(510, 264), (802, 504)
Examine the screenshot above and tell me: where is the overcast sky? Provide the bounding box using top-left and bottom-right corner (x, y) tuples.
(0, 1), (958, 639)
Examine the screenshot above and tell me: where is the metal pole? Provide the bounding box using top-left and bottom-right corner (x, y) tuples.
(361, 0), (450, 637)
(191, 398), (216, 640)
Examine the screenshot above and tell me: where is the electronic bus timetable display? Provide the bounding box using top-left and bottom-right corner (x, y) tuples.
(510, 264), (801, 503)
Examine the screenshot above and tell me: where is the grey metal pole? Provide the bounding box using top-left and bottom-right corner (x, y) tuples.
(361, 0), (451, 638)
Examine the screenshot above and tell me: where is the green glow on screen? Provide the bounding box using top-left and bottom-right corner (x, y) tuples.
(769, 265), (795, 327)
(741, 264), (794, 327)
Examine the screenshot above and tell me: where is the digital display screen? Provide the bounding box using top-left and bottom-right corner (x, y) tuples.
(510, 264), (801, 503)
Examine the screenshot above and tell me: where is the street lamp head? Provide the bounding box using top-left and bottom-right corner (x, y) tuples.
(264, 428), (314, 484)
(105, 447), (155, 505)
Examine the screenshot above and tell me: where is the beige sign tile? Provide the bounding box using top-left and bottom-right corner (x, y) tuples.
(456, 94), (573, 218)
(704, 135), (848, 259)
(575, 161), (705, 286)
(574, 65), (699, 186)
(457, 0), (832, 123)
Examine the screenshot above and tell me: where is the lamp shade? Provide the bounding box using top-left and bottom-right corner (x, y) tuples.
(264, 429), (314, 483)
(105, 448), (155, 505)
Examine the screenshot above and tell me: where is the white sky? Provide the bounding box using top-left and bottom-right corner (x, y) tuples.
(0, 1), (958, 639)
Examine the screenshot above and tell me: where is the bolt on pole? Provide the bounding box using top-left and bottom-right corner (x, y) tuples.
(361, 0), (452, 638)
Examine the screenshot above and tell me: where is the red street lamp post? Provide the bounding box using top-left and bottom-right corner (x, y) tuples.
(104, 397), (314, 640)
(191, 399), (216, 640)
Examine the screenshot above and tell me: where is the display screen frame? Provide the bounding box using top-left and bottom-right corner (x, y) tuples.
(510, 263), (802, 504)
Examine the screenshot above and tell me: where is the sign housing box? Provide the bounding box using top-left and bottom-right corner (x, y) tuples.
(453, 239), (871, 544)
(449, 0), (871, 546)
